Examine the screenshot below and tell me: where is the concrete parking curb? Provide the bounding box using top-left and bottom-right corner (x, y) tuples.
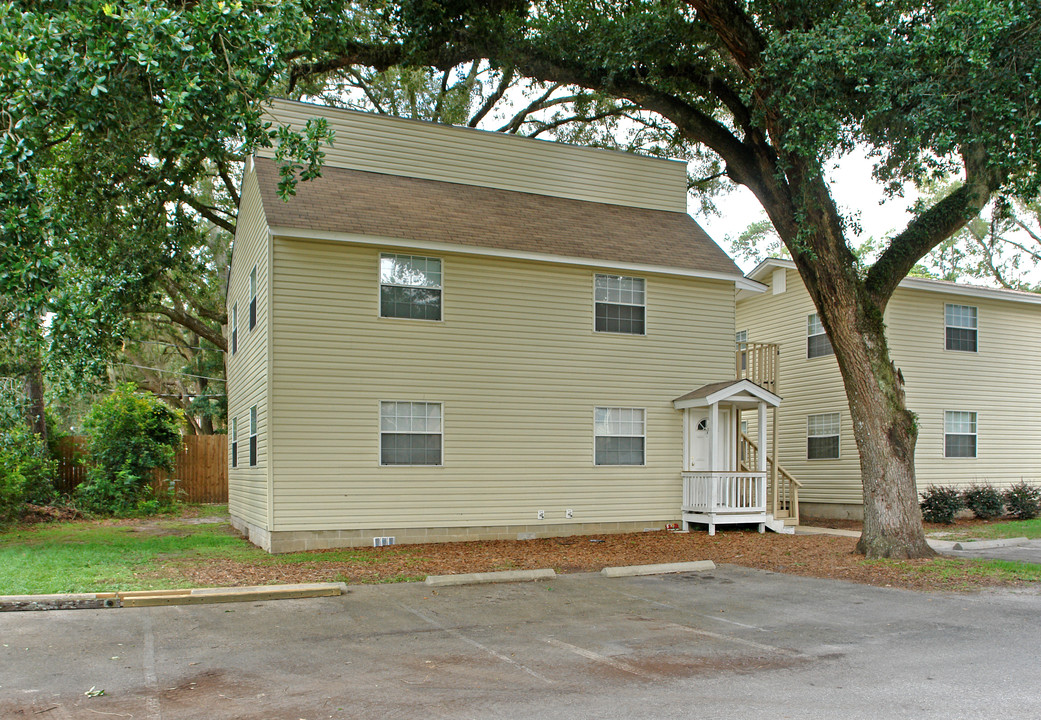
(600, 560), (715, 578)
(424, 569), (556, 587)
(952, 537), (1030, 551)
(0, 582), (348, 612)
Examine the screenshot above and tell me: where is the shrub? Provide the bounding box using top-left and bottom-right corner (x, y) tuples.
(920, 485), (964, 524)
(0, 424), (57, 519)
(77, 385), (183, 515)
(961, 484), (1005, 520)
(1003, 482), (1041, 520)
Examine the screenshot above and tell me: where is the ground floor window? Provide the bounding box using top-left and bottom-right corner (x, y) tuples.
(380, 401), (443, 466)
(594, 407), (646, 465)
(807, 412), (840, 459)
(944, 411), (977, 458)
(231, 416), (238, 468)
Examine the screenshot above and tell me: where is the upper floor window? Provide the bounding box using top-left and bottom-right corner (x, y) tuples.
(807, 313), (834, 358)
(380, 254), (442, 320)
(249, 267), (257, 331)
(807, 412), (840, 459)
(594, 407), (646, 465)
(594, 274), (645, 335)
(944, 411), (977, 458)
(231, 303), (238, 355)
(945, 304), (977, 352)
(380, 401), (443, 465)
(736, 330), (748, 371)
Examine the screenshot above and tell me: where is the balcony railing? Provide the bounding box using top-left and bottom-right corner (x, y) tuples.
(736, 342), (779, 392)
(682, 472), (766, 514)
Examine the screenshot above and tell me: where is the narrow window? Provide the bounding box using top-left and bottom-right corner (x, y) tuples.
(231, 303), (238, 355)
(594, 274), (646, 334)
(380, 401), (443, 465)
(807, 313), (834, 358)
(945, 304), (977, 352)
(944, 411), (977, 458)
(380, 254), (442, 320)
(249, 267), (257, 331)
(736, 330), (748, 371)
(807, 413), (840, 459)
(230, 417), (238, 469)
(249, 406), (258, 467)
(594, 407), (646, 465)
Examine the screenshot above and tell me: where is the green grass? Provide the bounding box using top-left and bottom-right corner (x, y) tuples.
(865, 557), (1041, 586)
(0, 519), (254, 595)
(944, 518), (1041, 541)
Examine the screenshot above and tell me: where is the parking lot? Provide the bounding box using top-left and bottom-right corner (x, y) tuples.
(2, 565), (1039, 719)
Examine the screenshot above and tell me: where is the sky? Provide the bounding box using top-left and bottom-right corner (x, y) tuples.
(696, 149), (917, 274)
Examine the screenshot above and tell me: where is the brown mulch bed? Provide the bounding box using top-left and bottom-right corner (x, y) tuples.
(151, 527), (1040, 593)
(801, 516), (1013, 534)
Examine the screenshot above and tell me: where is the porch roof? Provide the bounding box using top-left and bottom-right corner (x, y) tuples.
(672, 379), (781, 410)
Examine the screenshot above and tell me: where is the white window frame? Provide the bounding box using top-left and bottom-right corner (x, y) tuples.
(944, 303), (978, 352)
(593, 274), (647, 336)
(807, 412), (841, 460)
(944, 410), (978, 458)
(378, 253), (444, 321)
(248, 406), (258, 467)
(379, 401), (444, 466)
(807, 313), (834, 359)
(593, 407), (647, 466)
(230, 302), (238, 355)
(230, 416), (238, 469)
(248, 267), (257, 332)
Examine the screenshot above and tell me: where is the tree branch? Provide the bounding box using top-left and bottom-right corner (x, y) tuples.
(468, 67), (514, 127)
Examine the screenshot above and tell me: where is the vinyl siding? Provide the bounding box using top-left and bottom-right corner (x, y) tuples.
(736, 266), (1041, 505)
(226, 161), (271, 527)
(269, 239), (736, 531)
(260, 99), (687, 213)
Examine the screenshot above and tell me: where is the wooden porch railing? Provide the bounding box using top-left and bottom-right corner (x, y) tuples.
(739, 432), (801, 523)
(736, 342), (779, 393)
(682, 472), (766, 514)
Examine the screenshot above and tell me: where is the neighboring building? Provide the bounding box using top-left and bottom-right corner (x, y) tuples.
(226, 99), (781, 553)
(736, 258), (1041, 519)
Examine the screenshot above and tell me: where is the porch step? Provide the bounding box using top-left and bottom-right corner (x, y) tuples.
(764, 515), (795, 535)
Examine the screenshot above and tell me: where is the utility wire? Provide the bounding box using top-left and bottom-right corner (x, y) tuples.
(131, 339), (224, 352)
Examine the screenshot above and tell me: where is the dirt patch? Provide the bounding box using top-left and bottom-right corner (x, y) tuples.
(144, 527), (1041, 593)
(19, 504), (81, 524)
(802, 516), (1012, 534)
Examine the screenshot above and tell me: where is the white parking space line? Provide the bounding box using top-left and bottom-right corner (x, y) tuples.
(543, 638), (653, 678)
(398, 604), (553, 684)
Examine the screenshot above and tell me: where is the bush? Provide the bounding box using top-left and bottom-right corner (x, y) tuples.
(920, 485), (964, 524)
(0, 424), (57, 520)
(76, 385), (183, 515)
(961, 484), (1005, 520)
(1003, 482), (1041, 520)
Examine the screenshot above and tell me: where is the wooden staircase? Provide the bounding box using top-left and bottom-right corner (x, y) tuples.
(736, 341), (801, 528)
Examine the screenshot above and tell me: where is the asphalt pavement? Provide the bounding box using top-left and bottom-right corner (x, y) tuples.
(1, 566), (1039, 719)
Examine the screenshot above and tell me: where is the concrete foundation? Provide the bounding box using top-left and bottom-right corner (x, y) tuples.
(230, 515), (675, 554)
(798, 502), (864, 521)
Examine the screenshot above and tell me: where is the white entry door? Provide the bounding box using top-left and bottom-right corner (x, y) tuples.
(690, 409), (731, 471)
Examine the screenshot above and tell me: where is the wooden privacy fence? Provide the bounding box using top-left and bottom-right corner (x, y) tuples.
(54, 435), (228, 503)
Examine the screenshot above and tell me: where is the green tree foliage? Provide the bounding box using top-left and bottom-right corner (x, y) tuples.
(77, 384), (183, 515)
(0, 384), (57, 520)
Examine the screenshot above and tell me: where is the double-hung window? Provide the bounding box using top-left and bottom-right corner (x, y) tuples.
(807, 413), (840, 459)
(230, 417), (238, 469)
(736, 330), (748, 371)
(594, 274), (645, 335)
(231, 303), (238, 355)
(380, 401), (443, 465)
(807, 313), (834, 358)
(249, 406), (258, 467)
(945, 304), (977, 352)
(380, 254), (442, 320)
(594, 407), (646, 465)
(249, 267), (257, 331)
(944, 411), (977, 458)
